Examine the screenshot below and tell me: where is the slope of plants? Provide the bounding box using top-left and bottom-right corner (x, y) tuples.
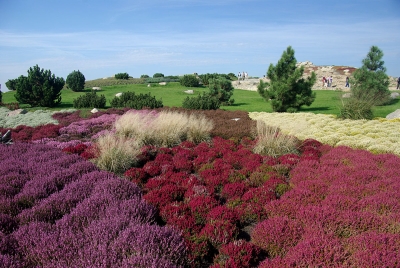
(1, 107), (400, 267)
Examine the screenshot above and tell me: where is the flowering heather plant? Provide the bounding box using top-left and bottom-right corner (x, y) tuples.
(1, 142), (187, 267)
(200, 220), (239, 248)
(213, 240), (262, 268)
(251, 216), (304, 258)
(188, 196), (219, 225)
(59, 113), (119, 135)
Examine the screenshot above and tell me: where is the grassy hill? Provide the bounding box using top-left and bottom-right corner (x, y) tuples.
(2, 80), (400, 118)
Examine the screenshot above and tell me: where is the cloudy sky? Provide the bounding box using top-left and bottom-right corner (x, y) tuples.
(1, 0), (399, 91)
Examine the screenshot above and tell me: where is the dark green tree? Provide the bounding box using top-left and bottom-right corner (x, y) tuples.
(258, 46), (316, 112)
(66, 70), (86, 92)
(153, 73), (164, 78)
(0, 89), (2, 103)
(115, 72), (130, 80)
(350, 45), (391, 106)
(179, 74), (200, 87)
(208, 77), (234, 105)
(5, 79), (17, 91)
(14, 65), (65, 107)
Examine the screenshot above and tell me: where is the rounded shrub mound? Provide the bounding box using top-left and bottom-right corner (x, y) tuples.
(66, 70), (85, 92)
(110, 91), (163, 109)
(179, 74), (200, 87)
(182, 93), (220, 110)
(72, 91), (106, 109)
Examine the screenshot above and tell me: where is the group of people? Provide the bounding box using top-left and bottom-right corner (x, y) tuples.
(238, 71), (248, 80)
(322, 76), (333, 87)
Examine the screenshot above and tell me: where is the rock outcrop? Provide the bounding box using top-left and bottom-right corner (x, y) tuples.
(232, 61), (398, 92)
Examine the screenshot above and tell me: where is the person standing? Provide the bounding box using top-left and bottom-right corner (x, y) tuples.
(345, 76), (349, 88)
(329, 76), (333, 87)
(238, 72), (242, 81)
(397, 77), (400, 90)
(322, 77), (325, 87)
(242, 71), (245, 80)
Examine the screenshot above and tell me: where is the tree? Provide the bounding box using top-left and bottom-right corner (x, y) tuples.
(258, 46), (316, 112)
(208, 77), (234, 105)
(14, 65), (65, 107)
(5, 79), (17, 91)
(0, 89), (2, 103)
(153, 73), (164, 78)
(66, 70), (85, 92)
(350, 45), (390, 106)
(115, 72), (130, 80)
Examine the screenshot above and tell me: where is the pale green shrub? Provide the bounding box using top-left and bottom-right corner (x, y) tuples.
(114, 110), (213, 147)
(92, 133), (141, 174)
(253, 120), (300, 157)
(0, 107), (76, 128)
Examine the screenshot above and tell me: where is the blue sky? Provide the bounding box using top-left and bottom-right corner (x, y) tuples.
(1, 0), (399, 91)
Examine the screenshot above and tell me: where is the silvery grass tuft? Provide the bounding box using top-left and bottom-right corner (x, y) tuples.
(114, 110), (213, 147)
(93, 134), (141, 174)
(253, 120), (300, 157)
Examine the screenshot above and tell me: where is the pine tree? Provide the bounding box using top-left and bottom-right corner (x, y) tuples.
(14, 65), (65, 107)
(258, 46), (316, 112)
(350, 45), (390, 106)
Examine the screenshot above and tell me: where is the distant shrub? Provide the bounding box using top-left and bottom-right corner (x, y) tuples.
(5, 78), (17, 91)
(0, 90), (2, 103)
(144, 77), (180, 83)
(179, 74), (200, 87)
(182, 93), (220, 110)
(338, 97), (374, 120)
(153, 73), (164, 78)
(208, 77), (234, 105)
(110, 91), (163, 109)
(140, 74), (150, 78)
(72, 91), (106, 109)
(115, 72), (129, 80)
(198, 73), (232, 86)
(66, 70), (85, 92)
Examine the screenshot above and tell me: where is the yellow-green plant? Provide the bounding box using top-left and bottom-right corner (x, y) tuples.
(92, 133), (141, 174)
(249, 112), (400, 155)
(253, 120), (300, 157)
(114, 110), (213, 147)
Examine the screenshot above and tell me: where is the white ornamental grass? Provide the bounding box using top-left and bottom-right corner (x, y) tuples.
(249, 112), (400, 156)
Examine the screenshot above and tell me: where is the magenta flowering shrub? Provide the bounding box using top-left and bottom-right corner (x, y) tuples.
(0, 143), (188, 267)
(213, 240), (262, 268)
(257, 145), (400, 266)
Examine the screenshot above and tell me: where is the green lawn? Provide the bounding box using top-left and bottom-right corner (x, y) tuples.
(2, 82), (400, 118)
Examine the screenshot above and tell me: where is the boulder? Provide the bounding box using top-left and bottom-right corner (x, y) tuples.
(184, 90), (194, 94)
(91, 108), (99, 113)
(147, 84), (151, 87)
(342, 93), (352, 98)
(159, 82), (167, 86)
(390, 92), (399, 99)
(92, 87), (101, 91)
(386, 109), (400, 119)
(7, 109), (28, 116)
(115, 92), (123, 97)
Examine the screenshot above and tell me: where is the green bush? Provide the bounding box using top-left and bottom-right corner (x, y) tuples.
(66, 70), (85, 92)
(0, 90), (2, 103)
(179, 74), (200, 87)
(182, 93), (220, 110)
(198, 73), (231, 86)
(140, 74), (150, 78)
(110, 91), (163, 109)
(153, 73), (164, 78)
(5, 79), (17, 91)
(73, 91), (106, 109)
(338, 97), (374, 120)
(208, 77), (234, 105)
(115, 73), (130, 80)
(14, 65), (65, 108)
